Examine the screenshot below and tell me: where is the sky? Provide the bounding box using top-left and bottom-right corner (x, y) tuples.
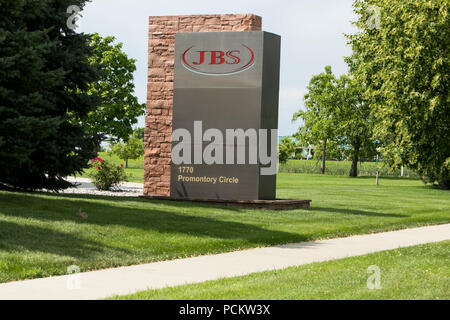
(78, 0), (357, 136)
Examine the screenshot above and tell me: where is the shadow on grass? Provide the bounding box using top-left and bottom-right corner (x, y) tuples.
(47, 191), (245, 213)
(0, 220), (127, 259)
(0, 191), (306, 246)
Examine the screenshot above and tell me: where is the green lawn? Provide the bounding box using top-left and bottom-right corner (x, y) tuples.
(77, 152), (144, 183)
(78, 153), (419, 183)
(0, 174), (449, 283)
(279, 159), (419, 178)
(95, 152), (144, 169)
(114, 241), (450, 300)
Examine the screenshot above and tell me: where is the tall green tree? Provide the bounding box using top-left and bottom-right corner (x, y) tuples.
(293, 66), (338, 174)
(294, 66), (376, 176)
(76, 33), (145, 147)
(347, 0), (449, 188)
(333, 74), (377, 176)
(0, 0), (101, 190)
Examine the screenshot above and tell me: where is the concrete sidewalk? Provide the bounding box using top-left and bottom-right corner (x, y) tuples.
(1, 224), (449, 300)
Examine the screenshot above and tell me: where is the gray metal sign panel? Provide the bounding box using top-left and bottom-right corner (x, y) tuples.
(170, 31), (280, 200)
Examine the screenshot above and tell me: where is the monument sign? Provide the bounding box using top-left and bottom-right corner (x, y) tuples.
(170, 31), (281, 200)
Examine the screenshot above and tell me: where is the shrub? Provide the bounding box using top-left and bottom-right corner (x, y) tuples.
(87, 157), (127, 190)
(421, 158), (450, 190)
(279, 137), (297, 164)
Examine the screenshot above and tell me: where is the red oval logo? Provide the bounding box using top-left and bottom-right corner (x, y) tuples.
(181, 45), (255, 75)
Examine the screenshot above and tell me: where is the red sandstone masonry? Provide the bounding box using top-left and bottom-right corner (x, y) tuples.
(144, 14), (262, 196)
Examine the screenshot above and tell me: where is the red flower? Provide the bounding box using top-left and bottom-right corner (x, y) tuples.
(97, 166), (101, 170)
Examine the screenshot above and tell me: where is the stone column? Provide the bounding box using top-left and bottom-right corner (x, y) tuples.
(144, 14), (262, 197)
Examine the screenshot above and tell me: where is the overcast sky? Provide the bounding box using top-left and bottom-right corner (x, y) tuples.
(78, 0), (357, 136)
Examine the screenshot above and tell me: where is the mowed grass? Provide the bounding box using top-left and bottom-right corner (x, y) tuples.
(77, 152), (144, 183)
(114, 241), (450, 300)
(77, 153), (418, 183)
(279, 159), (419, 178)
(0, 174), (449, 283)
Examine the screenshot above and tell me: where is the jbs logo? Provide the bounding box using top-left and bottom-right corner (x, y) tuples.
(182, 45), (255, 75)
(192, 51), (241, 65)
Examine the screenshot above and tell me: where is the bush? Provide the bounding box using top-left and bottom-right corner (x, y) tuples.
(87, 157), (128, 190)
(279, 137), (297, 164)
(421, 158), (450, 190)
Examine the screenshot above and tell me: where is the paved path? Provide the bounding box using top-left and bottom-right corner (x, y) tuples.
(1, 224), (449, 300)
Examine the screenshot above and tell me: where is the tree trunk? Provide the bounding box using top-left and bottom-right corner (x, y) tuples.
(321, 139), (327, 174)
(349, 148), (359, 177)
(92, 141), (100, 157)
(92, 133), (105, 156)
(126, 159), (128, 168)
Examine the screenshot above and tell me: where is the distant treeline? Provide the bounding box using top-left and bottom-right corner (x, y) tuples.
(279, 160), (419, 178)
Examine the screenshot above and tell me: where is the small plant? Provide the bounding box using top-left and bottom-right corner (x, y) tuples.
(87, 157), (127, 191)
(278, 137), (297, 164)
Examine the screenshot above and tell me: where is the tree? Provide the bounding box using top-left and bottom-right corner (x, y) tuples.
(278, 137), (297, 164)
(133, 127), (145, 141)
(75, 33), (145, 147)
(294, 66), (376, 176)
(347, 0), (449, 188)
(308, 139), (343, 161)
(293, 66), (338, 174)
(333, 74), (377, 176)
(108, 133), (144, 168)
(0, 0), (101, 191)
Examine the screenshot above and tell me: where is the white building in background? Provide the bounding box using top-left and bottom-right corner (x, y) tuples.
(278, 136), (315, 160)
(298, 145), (315, 160)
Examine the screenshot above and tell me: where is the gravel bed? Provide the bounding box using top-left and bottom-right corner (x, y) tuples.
(57, 177), (143, 197)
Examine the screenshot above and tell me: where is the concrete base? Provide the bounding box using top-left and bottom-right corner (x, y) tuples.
(139, 196), (311, 210)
